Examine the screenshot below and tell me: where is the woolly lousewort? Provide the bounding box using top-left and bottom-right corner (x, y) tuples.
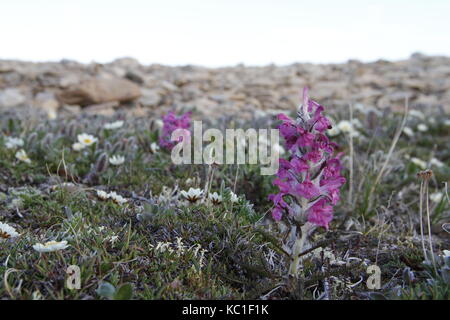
(159, 111), (192, 150)
(269, 87), (345, 230)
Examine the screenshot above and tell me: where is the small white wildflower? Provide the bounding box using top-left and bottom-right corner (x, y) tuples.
(444, 119), (450, 127)
(410, 157), (427, 169)
(337, 120), (353, 133)
(230, 191), (239, 203)
(0, 222), (20, 240)
(47, 109), (57, 120)
(402, 127), (414, 137)
(5, 137), (24, 149)
(72, 142), (85, 151)
(103, 120), (124, 130)
(417, 124), (428, 132)
(351, 119), (363, 128)
(208, 192), (223, 205)
(50, 182), (75, 191)
(33, 240), (69, 253)
(337, 120), (360, 137)
(443, 250), (450, 258)
(108, 235), (119, 245)
(154, 119), (164, 129)
(77, 133), (97, 147)
(327, 125), (341, 137)
(409, 110), (425, 119)
(108, 191), (128, 205)
(32, 290), (43, 300)
(430, 158), (444, 168)
(430, 192), (443, 204)
(150, 142), (160, 153)
(109, 155), (125, 166)
(96, 190), (110, 201)
(180, 188), (203, 203)
(15, 149), (31, 164)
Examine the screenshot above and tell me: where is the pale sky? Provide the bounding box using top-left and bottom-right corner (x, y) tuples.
(1, 0), (449, 67)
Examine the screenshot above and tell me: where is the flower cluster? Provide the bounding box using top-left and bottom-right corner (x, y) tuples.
(159, 111), (191, 150)
(180, 187), (239, 205)
(269, 88), (346, 229)
(96, 189), (128, 205)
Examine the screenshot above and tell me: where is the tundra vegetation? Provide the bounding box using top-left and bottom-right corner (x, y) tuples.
(0, 92), (449, 300)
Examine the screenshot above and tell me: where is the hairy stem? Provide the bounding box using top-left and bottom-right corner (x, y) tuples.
(288, 224), (309, 278)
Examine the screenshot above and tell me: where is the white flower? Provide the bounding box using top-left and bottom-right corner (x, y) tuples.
(443, 250), (450, 258)
(77, 133), (98, 147)
(15, 149), (31, 164)
(96, 190), (110, 201)
(327, 125), (341, 137)
(409, 110), (425, 119)
(109, 155), (125, 166)
(154, 119), (164, 129)
(32, 290), (43, 300)
(337, 120), (360, 137)
(180, 188), (203, 203)
(402, 127), (414, 137)
(445, 119), (450, 127)
(410, 157), (427, 169)
(230, 191), (239, 203)
(150, 142), (160, 153)
(430, 158), (444, 168)
(33, 240), (69, 253)
(47, 110), (57, 120)
(337, 120), (352, 133)
(208, 192), (223, 205)
(50, 182), (75, 191)
(72, 142), (85, 151)
(351, 119), (363, 128)
(103, 120), (124, 130)
(4, 137), (24, 149)
(430, 192), (443, 204)
(108, 191), (128, 205)
(0, 222), (20, 240)
(417, 124), (428, 132)
(108, 235), (119, 245)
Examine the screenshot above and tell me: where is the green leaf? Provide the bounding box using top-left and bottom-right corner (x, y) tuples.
(96, 282), (116, 299)
(114, 283), (133, 300)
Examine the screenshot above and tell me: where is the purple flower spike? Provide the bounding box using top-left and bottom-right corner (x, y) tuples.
(159, 111), (192, 150)
(269, 88), (345, 229)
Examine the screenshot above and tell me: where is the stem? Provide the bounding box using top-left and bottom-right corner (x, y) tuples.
(348, 103), (354, 207)
(425, 180), (438, 273)
(419, 180), (428, 261)
(288, 224), (309, 278)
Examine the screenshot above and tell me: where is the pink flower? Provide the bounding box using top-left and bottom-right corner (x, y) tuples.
(159, 111), (192, 150)
(270, 87), (345, 229)
(307, 199), (334, 229)
(295, 178), (321, 199)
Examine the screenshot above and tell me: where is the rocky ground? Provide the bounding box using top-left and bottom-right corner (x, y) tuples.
(1, 53), (450, 121)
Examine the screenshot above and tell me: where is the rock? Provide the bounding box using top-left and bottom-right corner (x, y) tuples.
(83, 101), (119, 116)
(59, 77), (141, 106)
(139, 88), (161, 108)
(1, 55), (450, 118)
(0, 88), (26, 108)
(34, 91), (60, 118)
(59, 74), (80, 88)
